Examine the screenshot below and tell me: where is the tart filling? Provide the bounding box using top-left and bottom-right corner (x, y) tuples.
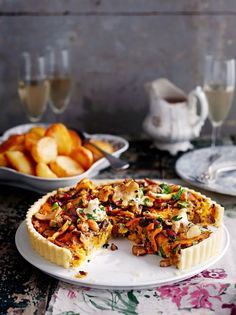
(26, 178), (224, 269)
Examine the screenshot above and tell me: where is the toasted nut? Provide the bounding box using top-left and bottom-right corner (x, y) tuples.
(31, 136), (57, 164)
(160, 259), (171, 267)
(70, 146), (93, 170)
(75, 271), (88, 278)
(45, 123), (73, 155)
(77, 222), (89, 232)
(132, 245), (147, 256)
(110, 243), (118, 251)
(5, 151), (34, 175)
(35, 163), (58, 179)
(50, 156), (84, 177)
(87, 219), (99, 232)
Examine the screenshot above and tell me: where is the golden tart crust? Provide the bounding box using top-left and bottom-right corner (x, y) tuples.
(26, 179), (224, 270)
(27, 190), (73, 268)
(26, 186), (112, 268)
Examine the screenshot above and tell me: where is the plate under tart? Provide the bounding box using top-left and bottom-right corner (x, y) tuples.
(175, 146), (236, 196)
(15, 221), (229, 290)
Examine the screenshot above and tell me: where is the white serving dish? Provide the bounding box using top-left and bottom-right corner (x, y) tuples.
(0, 124), (129, 193)
(16, 221), (229, 290)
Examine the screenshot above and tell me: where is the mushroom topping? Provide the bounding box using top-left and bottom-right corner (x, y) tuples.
(48, 220), (71, 241)
(132, 245), (147, 256)
(112, 180), (140, 208)
(98, 185), (114, 202)
(35, 206), (62, 221)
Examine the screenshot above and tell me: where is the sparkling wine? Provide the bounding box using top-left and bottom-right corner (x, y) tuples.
(49, 76), (71, 113)
(18, 79), (49, 122)
(204, 84), (234, 126)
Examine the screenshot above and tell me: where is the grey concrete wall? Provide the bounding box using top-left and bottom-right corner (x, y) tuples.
(1, 1), (236, 137)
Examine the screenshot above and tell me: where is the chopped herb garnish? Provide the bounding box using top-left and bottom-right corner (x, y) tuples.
(77, 218), (81, 223)
(177, 201), (189, 208)
(62, 205), (68, 212)
(154, 222), (161, 229)
(129, 199), (135, 205)
(100, 205), (106, 212)
(156, 216), (163, 223)
(172, 188), (184, 201)
(139, 187), (145, 197)
(172, 245), (180, 255)
(86, 213), (96, 220)
(158, 246), (167, 258)
(143, 197), (150, 206)
(78, 208), (84, 214)
(52, 221), (58, 227)
(160, 183), (172, 194)
(78, 199), (84, 206)
(172, 215), (183, 221)
(51, 202), (59, 211)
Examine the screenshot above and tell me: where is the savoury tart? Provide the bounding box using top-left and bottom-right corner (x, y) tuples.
(26, 178), (224, 270)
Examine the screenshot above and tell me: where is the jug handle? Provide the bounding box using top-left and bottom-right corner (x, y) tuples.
(189, 86), (208, 134)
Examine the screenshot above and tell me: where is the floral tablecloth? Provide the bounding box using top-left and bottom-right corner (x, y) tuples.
(46, 185), (236, 315)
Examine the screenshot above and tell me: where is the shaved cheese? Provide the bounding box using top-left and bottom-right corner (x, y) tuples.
(172, 209), (189, 233)
(82, 198), (106, 221)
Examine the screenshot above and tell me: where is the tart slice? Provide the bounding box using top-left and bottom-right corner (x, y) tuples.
(26, 179), (112, 268)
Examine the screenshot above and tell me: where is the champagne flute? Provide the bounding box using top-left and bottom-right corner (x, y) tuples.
(47, 47), (72, 119)
(18, 52), (49, 122)
(204, 56), (235, 147)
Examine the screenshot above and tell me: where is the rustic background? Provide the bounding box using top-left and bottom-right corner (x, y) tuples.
(1, 0), (236, 137)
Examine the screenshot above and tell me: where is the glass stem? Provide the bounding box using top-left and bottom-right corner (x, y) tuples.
(217, 126), (222, 145)
(211, 125), (217, 148)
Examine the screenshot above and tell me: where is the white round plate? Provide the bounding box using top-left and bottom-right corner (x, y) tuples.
(176, 146), (236, 196)
(0, 124), (129, 193)
(16, 221), (229, 290)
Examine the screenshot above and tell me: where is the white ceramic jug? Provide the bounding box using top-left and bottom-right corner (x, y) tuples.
(143, 78), (208, 155)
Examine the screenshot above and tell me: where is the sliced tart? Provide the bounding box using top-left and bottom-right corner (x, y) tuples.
(26, 179), (112, 268)
(26, 178), (224, 269)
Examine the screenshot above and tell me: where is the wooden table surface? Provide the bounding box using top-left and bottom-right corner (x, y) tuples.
(0, 137), (233, 315)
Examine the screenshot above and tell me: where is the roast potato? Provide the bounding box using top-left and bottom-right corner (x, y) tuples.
(36, 163), (58, 179)
(24, 132), (41, 152)
(69, 129), (82, 151)
(29, 126), (46, 137)
(0, 134), (25, 153)
(84, 140), (114, 161)
(5, 151), (34, 175)
(70, 146), (93, 170)
(0, 153), (8, 167)
(45, 123), (72, 155)
(50, 156), (84, 177)
(31, 137), (57, 164)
